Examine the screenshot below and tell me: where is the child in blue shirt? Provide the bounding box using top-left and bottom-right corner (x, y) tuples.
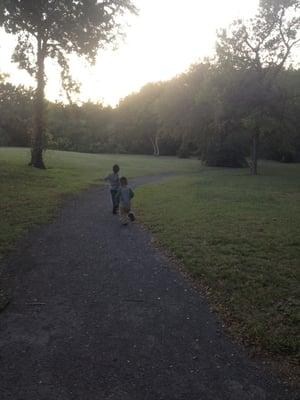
(116, 177), (135, 225)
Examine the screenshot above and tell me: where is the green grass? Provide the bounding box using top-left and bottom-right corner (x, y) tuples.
(1, 148), (299, 361)
(135, 161), (300, 359)
(0, 147), (200, 259)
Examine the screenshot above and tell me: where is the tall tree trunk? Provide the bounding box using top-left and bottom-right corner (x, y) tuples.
(29, 35), (46, 169)
(150, 136), (159, 156)
(154, 135), (160, 156)
(250, 130), (259, 175)
(150, 137), (156, 155)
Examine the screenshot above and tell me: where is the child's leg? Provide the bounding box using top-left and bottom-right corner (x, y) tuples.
(119, 206), (129, 225)
(110, 190), (119, 214)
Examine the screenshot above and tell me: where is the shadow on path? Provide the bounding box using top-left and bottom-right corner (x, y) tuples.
(0, 175), (298, 400)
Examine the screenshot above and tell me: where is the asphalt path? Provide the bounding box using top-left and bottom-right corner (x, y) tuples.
(0, 175), (298, 400)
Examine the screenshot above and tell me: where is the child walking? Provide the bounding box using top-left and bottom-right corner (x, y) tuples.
(116, 177), (135, 225)
(104, 164), (120, 214)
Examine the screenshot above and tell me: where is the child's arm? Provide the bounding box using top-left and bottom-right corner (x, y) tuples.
(129, 188), (134, 199)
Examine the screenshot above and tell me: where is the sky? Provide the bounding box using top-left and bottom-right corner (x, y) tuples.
(0, 0), (260, 106)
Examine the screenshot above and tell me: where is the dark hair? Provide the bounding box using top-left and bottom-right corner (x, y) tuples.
(113, 164), (120, 173)
(120, 176), (128, 185)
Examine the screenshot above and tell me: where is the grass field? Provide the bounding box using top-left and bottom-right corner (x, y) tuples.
(0, 147), (200, 259)
(135, 162), (300, 361)
(1, 147), (299, 364)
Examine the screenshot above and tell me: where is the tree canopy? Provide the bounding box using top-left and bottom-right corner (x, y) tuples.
(216, 0), (300, 173)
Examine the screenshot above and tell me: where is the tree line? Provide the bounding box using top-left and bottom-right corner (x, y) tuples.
(0, 0), (299, 173)
(1, 63), (300, 164)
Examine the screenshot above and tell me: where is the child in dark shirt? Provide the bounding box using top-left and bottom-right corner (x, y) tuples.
(104, 164), (120, 214)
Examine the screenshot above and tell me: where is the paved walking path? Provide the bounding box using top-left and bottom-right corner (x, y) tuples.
(0, 176), (298, 400)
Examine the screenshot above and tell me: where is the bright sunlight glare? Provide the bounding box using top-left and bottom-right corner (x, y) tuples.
(0, 0), (260, 106)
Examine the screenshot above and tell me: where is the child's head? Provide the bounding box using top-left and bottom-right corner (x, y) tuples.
(113, 164), (120, 174)
(120, 176), (128, 187)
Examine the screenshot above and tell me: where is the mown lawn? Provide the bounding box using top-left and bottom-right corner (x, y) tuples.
(0, 147), (200, 309)
(135, 161), (300, 360)
(1, 148), (299, 363)
(0, 147), (200, 259)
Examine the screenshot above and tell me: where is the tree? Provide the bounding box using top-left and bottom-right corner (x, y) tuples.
(138, 83), (165, 156)
(0, 0), (137, 168)
(115, 82), (165, 156)
(0, 73), (34, 146)
(260, 68), (300, 162)
(157, 67), (200, 158)
(216, 0), (300, 174)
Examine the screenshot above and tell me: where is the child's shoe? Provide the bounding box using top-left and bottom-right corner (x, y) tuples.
(128, 211), (135, 222)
